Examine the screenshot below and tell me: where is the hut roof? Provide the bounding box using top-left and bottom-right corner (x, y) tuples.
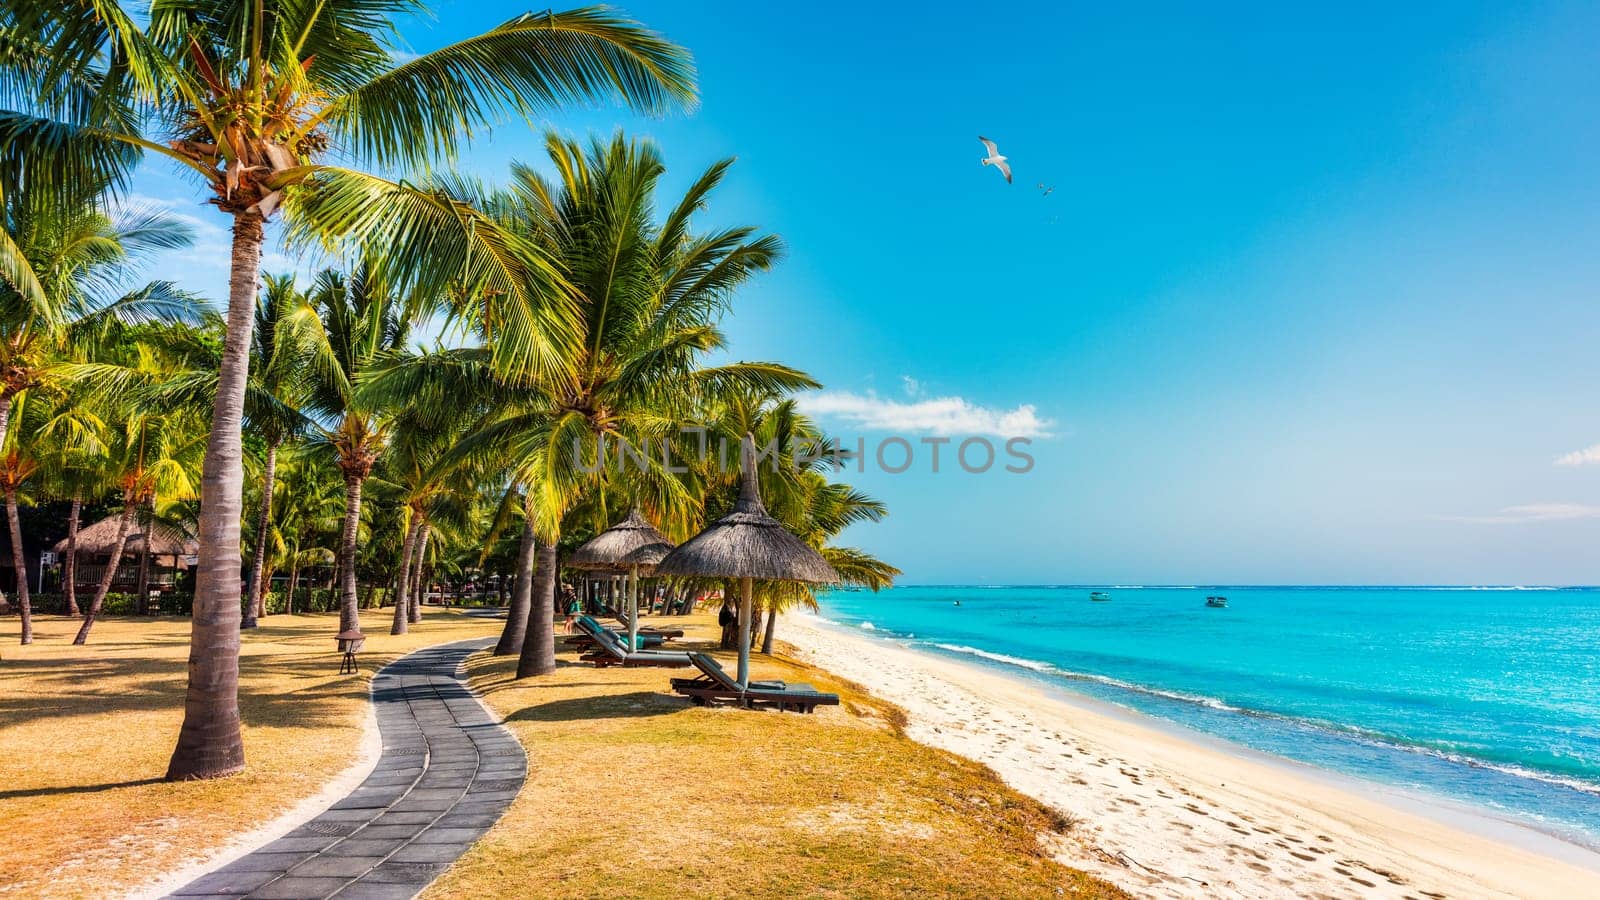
(54, 515), (198, 558)
(654, 436), (839, 584)
(567, 508), (675, 571)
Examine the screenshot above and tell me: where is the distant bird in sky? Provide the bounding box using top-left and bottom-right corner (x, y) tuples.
(1037, 183), (1054, 197)
(978, 136), (1011, 184)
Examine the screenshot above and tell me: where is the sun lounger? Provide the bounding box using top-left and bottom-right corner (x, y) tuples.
(566, 617), (667, 650)
(575, 617), (692, 668)
(669, 652), (839, 713)
(613, 609), (684, 639)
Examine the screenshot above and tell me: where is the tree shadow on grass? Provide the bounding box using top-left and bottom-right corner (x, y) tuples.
(0, 649), (373, 733)
(0, 777), (165, 801)
(502, 690), (684, 724)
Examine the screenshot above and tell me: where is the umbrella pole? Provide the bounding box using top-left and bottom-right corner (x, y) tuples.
(628, 564), (639, 650)
(737, 576), (753, 687)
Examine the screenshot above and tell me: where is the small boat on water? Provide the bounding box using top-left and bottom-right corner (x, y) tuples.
(1089, 591), (1112, 602)
(1205, 596), (1228, 608)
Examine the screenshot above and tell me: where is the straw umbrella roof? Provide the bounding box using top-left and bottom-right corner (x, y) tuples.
(53, 515), (198, 559)
(655, 437), (839, 584)
(567, 507), (676, 571)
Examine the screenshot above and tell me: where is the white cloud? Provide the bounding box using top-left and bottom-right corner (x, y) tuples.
(1436, 503), (1600, 524)
(800, 389), (1052, 438)
(901, 375), (922, 397)
(1555, 444), (1600, 466)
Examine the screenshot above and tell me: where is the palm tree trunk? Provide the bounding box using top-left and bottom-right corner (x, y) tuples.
(165, 209), (262, 781)
(390, 517), (420, 635)
(495, 518), (536, 656)
(749, 601), (764, 652)
(0, 394), (9, 617)
(516, 540), (558, 678)
(242, 439), (279, 629)
(64, 492), (81, 616)
(408, 526), (429, 624)
(73, 500), (136, 645)
(136, 504), (152, 615)
(761, 603), (779, 654)
(286, 547), (301, 616)
(6, 486), (31, 644)
(338, 474), (363, 634)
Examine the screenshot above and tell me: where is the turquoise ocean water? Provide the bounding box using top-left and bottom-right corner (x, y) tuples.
(814, 585), (1600, 847)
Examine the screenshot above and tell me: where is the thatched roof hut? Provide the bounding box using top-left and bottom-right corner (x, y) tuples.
(54, 515), (198, 561)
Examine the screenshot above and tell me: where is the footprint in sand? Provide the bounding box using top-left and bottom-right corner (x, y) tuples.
(1247, 862), (1271, 873)
(1289, 851), (1317, 862)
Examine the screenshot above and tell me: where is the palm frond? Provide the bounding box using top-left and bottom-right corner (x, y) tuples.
(322, 7), (696, 170)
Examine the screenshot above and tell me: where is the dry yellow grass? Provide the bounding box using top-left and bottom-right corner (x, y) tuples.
(427, 614), (1126, 899)
(0, 607), (498, 899)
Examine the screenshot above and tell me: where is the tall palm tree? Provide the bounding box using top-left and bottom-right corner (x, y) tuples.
(696, 392), (898, 652)
(378, 390), (480, 634)
(73, 387), (206, 644)
(241, 274), (312, 628)
(455, 133), (815, 679)
(302, 267), (409, 635)
(4, 2), (694, 780)
(271, 447), (341, 614)
(33, 384), (112, 618)
(0, 391), (46, 641)
(0, 187), (201, 631)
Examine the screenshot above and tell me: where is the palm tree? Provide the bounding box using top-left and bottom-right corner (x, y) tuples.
(469, 133), (815, 678)
(0, 187), (201, 631)
(34, 391), (112, 618)
(271, 448), (341, 614)
(5, 2), (694, 780)
(73, 390), (205, 644)
(687, 392), (898, 651)
(0, 392), (45, 642)
(368, 134), (814, 677)
(242, 274), (313, 628)
(301, 267), (410, 635)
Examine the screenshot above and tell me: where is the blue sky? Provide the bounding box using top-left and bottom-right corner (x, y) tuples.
(128, 1), (1600, 584)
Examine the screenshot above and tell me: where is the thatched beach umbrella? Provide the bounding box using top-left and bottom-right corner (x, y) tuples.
(567, 507), (675, 649)
(655, 434), (838, 686)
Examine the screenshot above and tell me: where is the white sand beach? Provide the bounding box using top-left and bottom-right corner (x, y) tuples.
(782, 614), (1600, 899)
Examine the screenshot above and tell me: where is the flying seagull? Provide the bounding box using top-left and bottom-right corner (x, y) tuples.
(979, 136), (1011, 184)
(1037, 183), (1054, 197)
